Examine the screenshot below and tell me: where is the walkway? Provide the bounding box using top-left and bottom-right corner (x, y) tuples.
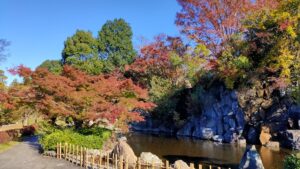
(0, 136), (80, 169)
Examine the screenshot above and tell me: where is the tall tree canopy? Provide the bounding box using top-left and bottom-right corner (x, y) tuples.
(61, 30), (105, 75)
(61, 19), (136, 74)
(62, 30), (98, 63)
(176, 0), (278, 53)
(98, 18), (136, 70)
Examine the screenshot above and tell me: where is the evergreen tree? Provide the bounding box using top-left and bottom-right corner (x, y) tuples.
(97, 18), (136, 71)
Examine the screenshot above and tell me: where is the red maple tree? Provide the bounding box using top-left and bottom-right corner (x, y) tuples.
(9, 65), (155, 131)
(176, 0), (278, 53)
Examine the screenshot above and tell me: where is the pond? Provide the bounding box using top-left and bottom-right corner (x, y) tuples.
(126, 133), (292, 169)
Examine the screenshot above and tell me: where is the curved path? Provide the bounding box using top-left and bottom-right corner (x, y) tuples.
(0, 136), (80, 169)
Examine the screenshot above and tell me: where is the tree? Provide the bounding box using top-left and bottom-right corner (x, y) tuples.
(98, 18), (136, 70)
(176, 0), (278, 53)
(61, 30), (104, 75)
(38, 60), (63, 75)
(62, 30), (98, 63)
(126, 35), (207, 88)
(243, 0), (300, 88)
(10, 65), (155, 131)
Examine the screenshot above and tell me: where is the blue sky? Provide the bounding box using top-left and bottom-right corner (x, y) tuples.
(0, 0), (181, 84)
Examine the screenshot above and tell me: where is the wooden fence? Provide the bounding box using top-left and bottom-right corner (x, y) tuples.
(55, 143), (230, 169)
(0, 123), (24, 132)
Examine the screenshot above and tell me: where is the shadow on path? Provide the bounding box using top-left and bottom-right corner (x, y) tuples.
(0, 136), (80, 169)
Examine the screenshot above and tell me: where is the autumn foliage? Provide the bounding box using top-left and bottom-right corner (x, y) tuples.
(176, 0), (278, 53)
(8, 65), (155, 130)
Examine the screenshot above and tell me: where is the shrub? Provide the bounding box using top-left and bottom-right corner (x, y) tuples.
(284, 154), (300, 169)
(78, 127), (111, 140)
(39, 129), (110, 151)
(36, 121), (58, 136)
(0, 131), (12, 144)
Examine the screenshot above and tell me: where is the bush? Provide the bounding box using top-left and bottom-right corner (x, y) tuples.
(0, 131), (12, 144)
(36, 121), (58, 136)
(40, 129), (103, 151)
(78, 127), (111, 140)
(284, 154), (300, 169)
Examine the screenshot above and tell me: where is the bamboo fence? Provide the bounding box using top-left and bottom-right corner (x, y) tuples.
(55, 143), (231, 169)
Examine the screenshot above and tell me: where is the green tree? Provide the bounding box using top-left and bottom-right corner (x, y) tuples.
(97, 18), (136, 70)
(62, 30), (104, 74)
(62, 30), (98, 63)
(38, 60), (63, 75)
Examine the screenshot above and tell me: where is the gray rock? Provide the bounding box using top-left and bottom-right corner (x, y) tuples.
(286, 130), (300, 150)
(43, 151), (56, 157)
(201, 128), (214, 139)
(140, 152), (162, 165)
(118, 136), (127, 142)
(111, 140), (137, 168)
(174, 160), (189, 169)
(212, 135), (223, 142)
(239, 145), (265, 169)
(238, 138), (247, 146)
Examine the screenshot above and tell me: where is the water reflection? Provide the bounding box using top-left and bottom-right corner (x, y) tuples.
(126, 133), (292, 169)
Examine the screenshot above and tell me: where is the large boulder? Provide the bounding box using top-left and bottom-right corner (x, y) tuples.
(286, 130), (300, 150)
(176, 86), (245, 143)
(140, 152), (163, 165)
(111, 139), (137, 168)
(239, 145), (265, 169)
(173, 160), (189, 169)
(259, 126), (271, 145)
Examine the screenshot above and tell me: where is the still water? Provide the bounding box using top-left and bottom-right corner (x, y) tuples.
(126, 133), (292, 169)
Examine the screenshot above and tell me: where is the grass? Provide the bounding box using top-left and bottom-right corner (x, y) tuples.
(0, 141), (19, 153)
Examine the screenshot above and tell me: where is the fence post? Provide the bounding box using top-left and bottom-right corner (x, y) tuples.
(115, 154), (118, 169)
(69, 144), (72, 162)
(64, 143), (67, 159)
(152, 160), (154, 169)
(125, 157), (129, 169)
(83, 148), (86, 168)
(85, 148), (88, 169)
(92, 152), (95, 169)
(166, 160), (169, 169)
(137, 157), (141, 169)
(190, 163), (194, 169)
(56, 143), (59, 158)
(106, 153), (110, 169)
(72, 144), (75, 163)
(67, 144), (70, 161)
(80, 147), (83, 167)
(59, 143), (62, 159)
(120, 155), (124, 169)
(99, 152), (102, 168)
(76, 145), (79, 165)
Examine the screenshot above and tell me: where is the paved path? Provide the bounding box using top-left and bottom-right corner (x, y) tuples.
(0, 136), (80, 169)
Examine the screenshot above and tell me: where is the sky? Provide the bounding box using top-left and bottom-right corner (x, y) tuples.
(0, 0), (181, 84)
